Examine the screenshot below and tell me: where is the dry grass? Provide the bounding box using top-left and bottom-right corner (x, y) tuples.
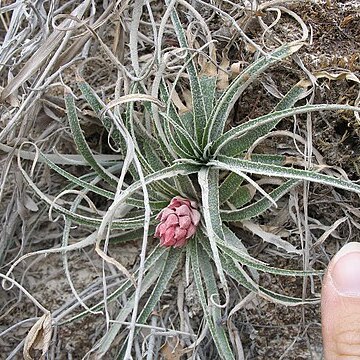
(1, 0), (360, 359)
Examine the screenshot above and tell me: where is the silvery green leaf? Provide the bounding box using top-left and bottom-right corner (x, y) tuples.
(204, 42), (304, 145)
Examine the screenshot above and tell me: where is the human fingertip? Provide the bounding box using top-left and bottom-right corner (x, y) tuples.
(328, 242), (360, 297)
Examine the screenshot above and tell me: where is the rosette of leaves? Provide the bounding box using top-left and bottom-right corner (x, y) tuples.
(20, 6), (360, 360)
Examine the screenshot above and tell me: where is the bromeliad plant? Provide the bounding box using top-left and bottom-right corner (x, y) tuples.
(18, 6), (360, 360)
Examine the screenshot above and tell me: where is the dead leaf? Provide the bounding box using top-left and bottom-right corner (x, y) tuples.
(340, 14), (357, 28)
(314, 70), (360, 122)
(230, 61), (246, 78)
(160, 337), (184, 360)
(23, 312), (52, 360)
(199, 46), (218, 77)
(245, 43), (257, 54)
(261, 76), (283, 99)
(1, 3), (89, 101)
(182, 89), (193, 111)
(311, 217), (347, 249)
(7, 71), (20, 107)
(218, 53), (230, 90)
(170, 88), (189, 114)
(24, 194), (39, 212)
(242, 220), (301, 254)
(314, 70), (360, 84)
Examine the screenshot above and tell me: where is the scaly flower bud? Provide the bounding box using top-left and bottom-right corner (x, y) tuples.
(155, 196), (201, 248)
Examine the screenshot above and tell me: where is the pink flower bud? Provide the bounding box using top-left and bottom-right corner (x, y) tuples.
(155, 196), (201, 248)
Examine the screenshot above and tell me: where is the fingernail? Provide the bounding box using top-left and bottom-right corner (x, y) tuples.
(330, 242), (360, 297)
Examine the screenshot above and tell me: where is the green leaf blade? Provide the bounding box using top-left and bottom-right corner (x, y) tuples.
(212, 155), (360, 195)
(205, 42), (304, 144)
